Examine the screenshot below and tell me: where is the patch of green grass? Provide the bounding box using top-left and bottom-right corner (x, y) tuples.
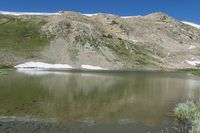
(192, 70), (200, 77)
(105, 41), (160, 69)
(0, 65), (12, 69)
(0, 17), (49, 57)
(175, 100), (200, 133)
(75, 35), (86, 46)
(75, 35), (100, 49)
(177, 69), (200, 77)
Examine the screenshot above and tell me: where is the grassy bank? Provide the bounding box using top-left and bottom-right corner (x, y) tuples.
(177, 69), (200, 77)
(191, 70), (200, 77)
(0, 65), (12, 69)
(175, 100), (200, 133)
(0, 65), (12, 75)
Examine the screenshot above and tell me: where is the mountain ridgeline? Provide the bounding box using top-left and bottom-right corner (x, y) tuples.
(0, 11), (200, 70)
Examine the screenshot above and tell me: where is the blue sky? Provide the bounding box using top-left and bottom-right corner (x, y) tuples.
(0, 0), (199, 24)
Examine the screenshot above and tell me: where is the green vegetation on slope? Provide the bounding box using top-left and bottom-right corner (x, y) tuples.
(192, 70), (200, 77)
(75, 34), (161, 70)
(0, 65), (12, 69)
(0, 16), (49, 58)
(178, 69), (200, 77)
(175, 100), (200, 133)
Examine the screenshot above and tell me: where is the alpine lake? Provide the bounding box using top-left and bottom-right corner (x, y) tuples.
(0, 70), (200, 133)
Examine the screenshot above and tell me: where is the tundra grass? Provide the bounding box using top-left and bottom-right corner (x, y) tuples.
(191, 70), (200, 77)
(0, 17), (49, 58)
(0, 65), (12, 69)
(177, 69), (200, 77)
(175, 100), (200, 133)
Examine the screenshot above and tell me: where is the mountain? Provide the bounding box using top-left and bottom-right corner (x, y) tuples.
(0, 11), (200, 70)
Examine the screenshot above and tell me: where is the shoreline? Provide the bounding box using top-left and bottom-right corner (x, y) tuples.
(0, 116), (175, 133)
(0, 65), (199, 73)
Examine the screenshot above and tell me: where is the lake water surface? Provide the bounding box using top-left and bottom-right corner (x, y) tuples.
(0, 70), (200, 133)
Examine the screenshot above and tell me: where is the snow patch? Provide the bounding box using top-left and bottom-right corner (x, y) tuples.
(182, 21), (200, 29)
(0, 11), (60, 16)
(15, 62), (73, 69)
(186, 60), (200, 66)
(15, 62), (107, 71)
(129, 39), (139, 43)
(83, 14), (141, 19)
(81, 65), (105, 70)
(121, 15), (141, 19)
(83, 14), (98, 17)
(0, 11), (142, 19)
(188, 45), (196, 50)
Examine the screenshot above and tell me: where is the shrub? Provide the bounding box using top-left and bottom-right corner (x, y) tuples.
(175, 100), (200, 133)
(175, 101), (197, 121)
(111, 20), (118, 25)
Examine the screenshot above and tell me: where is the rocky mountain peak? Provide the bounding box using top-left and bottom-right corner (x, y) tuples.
(0, 11), (200, 70)
(144, 12), (173, 21)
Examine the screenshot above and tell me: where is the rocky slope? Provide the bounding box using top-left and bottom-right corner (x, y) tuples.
(0, 11), (200, 70)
